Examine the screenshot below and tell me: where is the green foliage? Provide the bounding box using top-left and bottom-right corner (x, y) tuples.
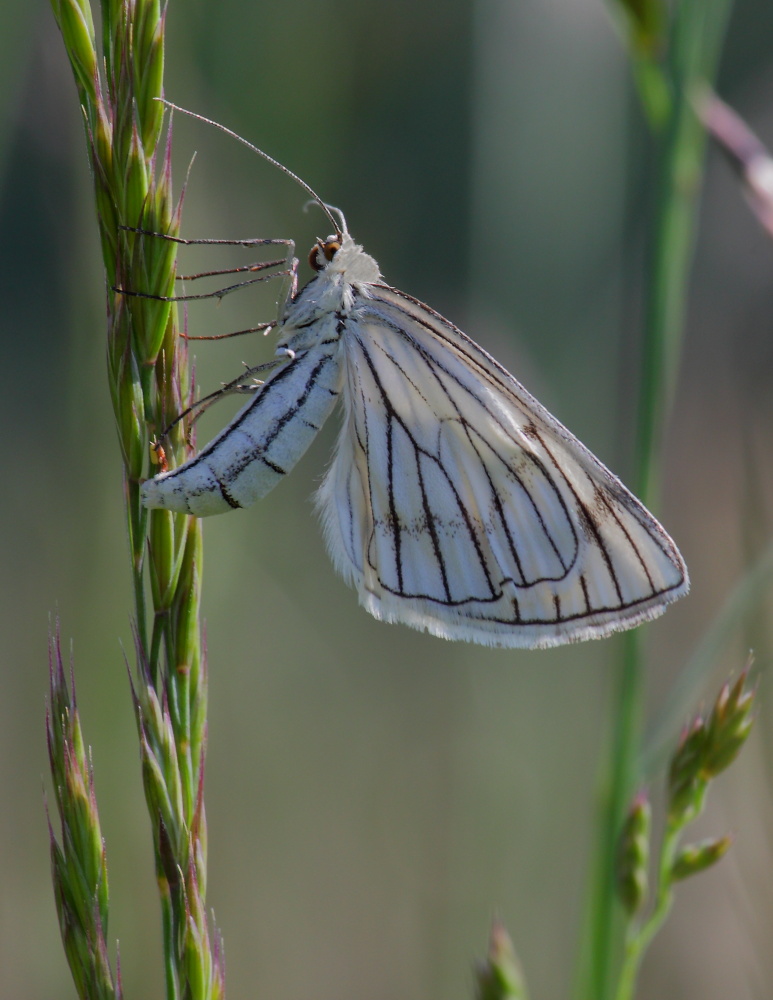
(48, 1), (220, 997)
(475, 922), (529, 1000)
(615, 793), (651, 917)
(612, 668), (756, 1000)
(47, 628), (119, 1000)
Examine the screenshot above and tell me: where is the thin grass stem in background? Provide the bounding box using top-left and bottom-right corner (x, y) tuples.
(579, 1), (735, 998)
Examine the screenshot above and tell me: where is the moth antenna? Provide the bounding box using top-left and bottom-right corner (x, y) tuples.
(159, 99), (342, 238)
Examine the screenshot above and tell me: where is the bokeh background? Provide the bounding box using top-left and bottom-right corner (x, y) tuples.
(2, 1), (773, 998)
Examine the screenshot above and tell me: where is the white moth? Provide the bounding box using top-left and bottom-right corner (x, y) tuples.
(141, 109), (689, 648)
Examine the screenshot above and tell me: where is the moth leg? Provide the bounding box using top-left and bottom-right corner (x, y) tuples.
(115, 226), (297, 302)
(157, 358), (286, 443)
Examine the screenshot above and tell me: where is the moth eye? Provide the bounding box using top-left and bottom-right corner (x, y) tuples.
(308, 238), (340, 271)
(323, 239), (341, 261)
(308, 243), (325, 271)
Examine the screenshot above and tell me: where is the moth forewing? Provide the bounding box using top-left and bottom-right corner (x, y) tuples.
(310, 274), (687, 648)
(141, 321), (345, 516)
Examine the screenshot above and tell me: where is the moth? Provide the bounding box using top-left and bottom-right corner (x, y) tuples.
(141, 108), (688, 648)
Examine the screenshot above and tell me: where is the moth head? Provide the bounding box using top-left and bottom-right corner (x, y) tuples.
(308, 236), (342, 272)
(308, 233), (382, 284)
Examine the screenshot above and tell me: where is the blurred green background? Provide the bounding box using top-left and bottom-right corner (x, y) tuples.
(2, 0), (773, 998)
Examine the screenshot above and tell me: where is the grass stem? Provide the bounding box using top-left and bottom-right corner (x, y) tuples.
(578, 2), (734, 997)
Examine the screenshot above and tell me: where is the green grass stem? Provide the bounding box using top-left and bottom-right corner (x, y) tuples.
(49, 1), (222, 996)
(578, 2), (735, 998)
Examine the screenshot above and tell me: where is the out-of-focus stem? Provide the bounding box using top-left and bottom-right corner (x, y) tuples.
(579, 3), (734, 999)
